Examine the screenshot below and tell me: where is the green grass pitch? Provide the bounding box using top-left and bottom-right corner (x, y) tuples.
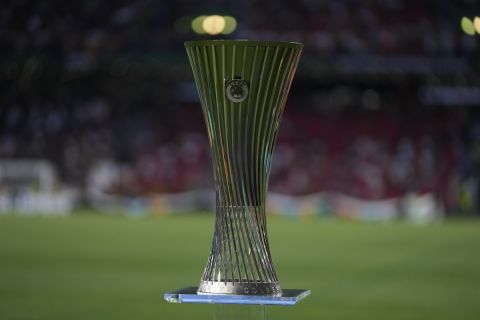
(0, 213), (479, 320)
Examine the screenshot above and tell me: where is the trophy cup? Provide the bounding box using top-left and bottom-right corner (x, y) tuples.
(165, 40), (309, 319)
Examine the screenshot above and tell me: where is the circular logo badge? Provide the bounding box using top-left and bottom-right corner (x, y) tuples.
(225, 79), (249, 103)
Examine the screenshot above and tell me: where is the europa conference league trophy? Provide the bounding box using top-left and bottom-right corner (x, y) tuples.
(165, 40), (309, 319)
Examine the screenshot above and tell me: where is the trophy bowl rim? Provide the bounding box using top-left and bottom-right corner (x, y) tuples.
(184, 39), (304, 49)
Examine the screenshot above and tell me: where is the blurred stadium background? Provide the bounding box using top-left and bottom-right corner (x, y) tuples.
(1, 0), (480, 319)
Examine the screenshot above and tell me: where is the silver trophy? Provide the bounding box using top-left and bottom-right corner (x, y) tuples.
(165, 39), (309, 318)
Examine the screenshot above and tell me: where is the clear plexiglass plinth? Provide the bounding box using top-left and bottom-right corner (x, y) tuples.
(164, 287), (310, 306)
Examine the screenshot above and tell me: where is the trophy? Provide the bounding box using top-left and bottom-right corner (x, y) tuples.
(165, 40), (309, 319)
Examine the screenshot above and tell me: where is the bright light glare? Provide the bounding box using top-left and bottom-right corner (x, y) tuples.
(202, 15), (226, 35)
(474, 17), (480, 34)
(461, 17), (475, 35)
(222, 16), (237, 34)
(192, 15), (207, 34)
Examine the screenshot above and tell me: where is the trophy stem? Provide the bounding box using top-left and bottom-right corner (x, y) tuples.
(213, 304), (266, 320)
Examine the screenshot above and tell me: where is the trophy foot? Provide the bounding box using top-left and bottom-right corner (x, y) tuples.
(198, 281), (282, 296)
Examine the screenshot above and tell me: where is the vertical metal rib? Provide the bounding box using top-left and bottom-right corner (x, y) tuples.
(235, 45), (256, 284)
(229, 44), (249, 284)
(242, 45), (264, 283)
(186, 40), (303, 296)
(248, 46), (271, 283)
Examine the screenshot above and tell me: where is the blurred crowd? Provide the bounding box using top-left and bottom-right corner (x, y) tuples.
(1, 91), (477, 213)
(1, 0), (480, 214)
(243, 0), (478, 56)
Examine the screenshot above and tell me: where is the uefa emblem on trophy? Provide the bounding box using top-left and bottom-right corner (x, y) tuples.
(225, 77), (249, 103)
(165, 39), (309, 317)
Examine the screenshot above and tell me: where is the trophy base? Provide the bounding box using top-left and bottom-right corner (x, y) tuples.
(198, 281), (282, 296)
(164, 286), (310, 305)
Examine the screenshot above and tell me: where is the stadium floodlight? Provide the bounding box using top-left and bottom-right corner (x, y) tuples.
(165, 40), (309, 319)
(461, 17), (476, 35)
(202, 15), (226, 35)
(474, 17), (480, 34)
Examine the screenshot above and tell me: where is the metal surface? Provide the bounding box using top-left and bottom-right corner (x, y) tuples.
(185, 40), (303, 296)
(164, 287), (311, 305)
